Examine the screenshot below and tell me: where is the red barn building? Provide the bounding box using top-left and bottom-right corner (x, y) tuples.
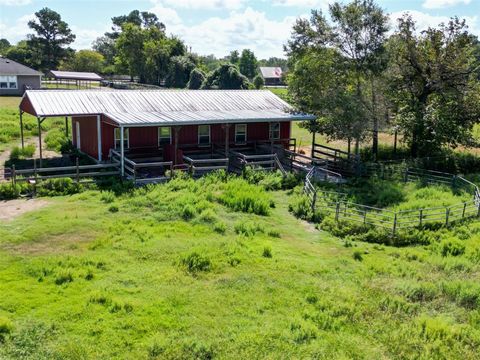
(19, 90), (314, 177)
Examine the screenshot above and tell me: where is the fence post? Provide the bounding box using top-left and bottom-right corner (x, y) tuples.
(363, 210), (367, 225)
(419, 209), (423, 227)
(445, 208), (450, 226)
(335, 202), (340, 222)
(76, 157), (80, 183)
(392, 213), (397, 236)
(11, 164), (15, 186)
(462, 203), (467, 218)
(33, 158), (37, 197)
(403, 167), (408, 183)
(311, 191), (317, 212)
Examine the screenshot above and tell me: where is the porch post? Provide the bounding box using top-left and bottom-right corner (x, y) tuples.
(311, 131), (316, 160)
(37, 117), (43, 167)
(96, 115), (102, 162)
(65, 116), (69, 138)
(173, 126), (181, 165)
(224, 124), (231, 156)
(120, 126), (125, 177)
(270, 123), (274, 154)
(19, 110), (24, 149)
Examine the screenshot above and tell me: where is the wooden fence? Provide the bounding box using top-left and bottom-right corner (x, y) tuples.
(183, 155), (229, 176)
(10, 158), (120, 186)
(304, 167), (480, 235)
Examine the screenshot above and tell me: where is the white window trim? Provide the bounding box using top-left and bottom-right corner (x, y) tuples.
(198, 125), (211, 146)
(235, 124), (247, 144)
(269, 122), (280, 140)
(158, 126), (172, 146)
(0, 75), (17, 89)
(114, 128), (130, 149)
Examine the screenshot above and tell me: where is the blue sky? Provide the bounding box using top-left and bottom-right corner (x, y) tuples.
(0, 0), (479, 58)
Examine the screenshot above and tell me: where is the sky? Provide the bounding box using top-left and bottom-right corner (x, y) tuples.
(0, 0), (479, 59)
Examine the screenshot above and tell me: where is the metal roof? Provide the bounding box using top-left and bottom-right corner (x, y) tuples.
(259, 67), (283, 79)
(23, 89), (315, 125)
(48, 70), (103, 81)
(0, 57), (43, 76)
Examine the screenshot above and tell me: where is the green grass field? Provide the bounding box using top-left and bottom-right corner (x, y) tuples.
(0, 173), (479, 359)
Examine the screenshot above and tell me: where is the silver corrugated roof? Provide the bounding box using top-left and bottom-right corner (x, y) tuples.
(48, 70), (103, 81)
(23, 89), (315, 125)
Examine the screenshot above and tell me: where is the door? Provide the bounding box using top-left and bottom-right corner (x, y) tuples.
(76, 121), (81, 150)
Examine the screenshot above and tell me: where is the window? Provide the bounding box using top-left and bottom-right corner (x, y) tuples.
(269, 122), (280, 140)
(198, 125), (210, 145)
(158, 126), (171, 146)
(235, 124), (247, 144)
(0, 76), (17, 89)
(114, 128), (129, 150)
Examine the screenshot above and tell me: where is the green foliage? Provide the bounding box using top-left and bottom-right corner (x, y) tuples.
(201, 64), (251, 90)
(61, 49), (104, 73)
(234, 221), (264, 237)
(165, 55), (196, 88)
(37, 178), (82, 197)
(44, 129), (70, 153)
(352, 250), (363, 261)
(262, 246), (272, 258)
(187, 68), (205, 89)
(180, 251), (212, 274)
(238, 49), (258, 79)
(0, 183), (31, 200)
(220, 178), (272, 215)
(0, 317), (13, 341)
(439, 238), (466, 257)
(9, 145), (35, 161)
(100, 191), (115, 204)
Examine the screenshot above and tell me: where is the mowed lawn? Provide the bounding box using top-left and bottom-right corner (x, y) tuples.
(0, 175), (479, 359)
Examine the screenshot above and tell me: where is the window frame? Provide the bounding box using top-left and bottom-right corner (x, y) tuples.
(114, 128), (130, 150)
(158, 126), (171, 146)
(269, 122), (281, 140)
(0, 75), (17, 89)
(198, 125), (211, 146)
(235, 124), (247, 144)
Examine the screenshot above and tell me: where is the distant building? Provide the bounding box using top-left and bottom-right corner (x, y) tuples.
(0, 57), (42, 96)
(259, 67), (284, 86)
(47, 70), (103, 89)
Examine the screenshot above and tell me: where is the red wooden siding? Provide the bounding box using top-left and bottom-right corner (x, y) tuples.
(72, 115), (98, 159)
(19, 96), (37, 116)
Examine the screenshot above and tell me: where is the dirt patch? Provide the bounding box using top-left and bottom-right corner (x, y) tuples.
(2, 233), (90, 256)
(0, 199), (49, 221)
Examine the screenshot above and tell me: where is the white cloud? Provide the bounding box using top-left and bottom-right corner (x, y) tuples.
(150, 0), (245, 10)
(422, 0), (471, 9)
(271, 0), (328, 7)
(70, 26), (108, 50)
(160, 6), (300, 58)
(0, 0), (31, 6)
(0, 13), (35, 44)
(390, 10), (479, 36)
(149, 4), (182, 25)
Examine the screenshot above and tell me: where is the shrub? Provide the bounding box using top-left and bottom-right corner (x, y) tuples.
(198, 208), (217, 223)
(352, 250), (363, 261)
(54, 270), (73, 285)
(234, 221), (264, 237)
(100, 191), (115, 204)
(0, 317), (13, 341)
(108, 205), (119, 213)
(213, 221), (227, 234)
(9, 144), (35, 160)
(44, 129), (69, 153)
(262, 246), (272, 258)
(89, 292), (111, 306)
(181, 204), (196, 220)
(0, 183), (31, 200)
(37, 178), (82, 197)
(267, 229), (281, 238)
(290, 321), (318, 344)
(439, 238), (465, 257)
(180, 252), (211, 274)
(220, 178), (272, 215)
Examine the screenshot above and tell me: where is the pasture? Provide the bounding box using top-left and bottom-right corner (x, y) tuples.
(0, 172), (479, 359)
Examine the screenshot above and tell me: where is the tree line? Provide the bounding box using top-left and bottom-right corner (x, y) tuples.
(286, 0), (480, 158)
(0, 8), (285, 90)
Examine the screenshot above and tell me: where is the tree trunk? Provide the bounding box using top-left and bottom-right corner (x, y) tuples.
(371, 78), (378, 161)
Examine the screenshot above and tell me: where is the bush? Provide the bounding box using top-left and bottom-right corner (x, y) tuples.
(180, 252), (211, 274)
(44, 129), (69, 153)
(439, 238), (465, 257)
(0, 317), (13, 341)
(352, 250), (363, 261)
(54, 270), (73, 285)
(262, 246), (272, 258)
(0, 183), (31, 200)
(9, 144), (35, 160)
(253, 74), (264, 89)
(37, 178), (82, 197)
(108, 205), (119, 213)
(213, 221), (227, 234)
(234, 221), (264, 237)
(100, 191), (115, 204)
(220, 178), (272, 215)
(181, 204), (196, 220)
(198, 208), (217, 223)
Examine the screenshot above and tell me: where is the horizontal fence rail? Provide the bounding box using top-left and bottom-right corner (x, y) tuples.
(304, 166), (480, 235)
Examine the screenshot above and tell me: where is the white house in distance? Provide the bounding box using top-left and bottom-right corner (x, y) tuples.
(0, 57), (42, 96)
(259, 67), (284, 86)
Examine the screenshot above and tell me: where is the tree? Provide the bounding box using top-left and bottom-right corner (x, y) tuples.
(92, 36), (116, 66)
(239, 49), (258, 79)
(388, 16), (480, 156)
(0, 39), (11, 55)
(229, 50), (239, 64)
(286, 1), (389, 156)
(165, 55), (196, 88)
(201, 64), (251, 89)
(107, 10), (165, 39)
(27, 7), (76, 71)
(258, 57), (288, 70)
(115, 23), (148, 81)
(5, 40), (43, 69)
(62, 50), (105, 73)
(253, 74), (264, 89)
(187, 68), (205, 89)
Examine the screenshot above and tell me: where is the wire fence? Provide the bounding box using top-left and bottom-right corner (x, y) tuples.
(303, 166), (480, 235)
